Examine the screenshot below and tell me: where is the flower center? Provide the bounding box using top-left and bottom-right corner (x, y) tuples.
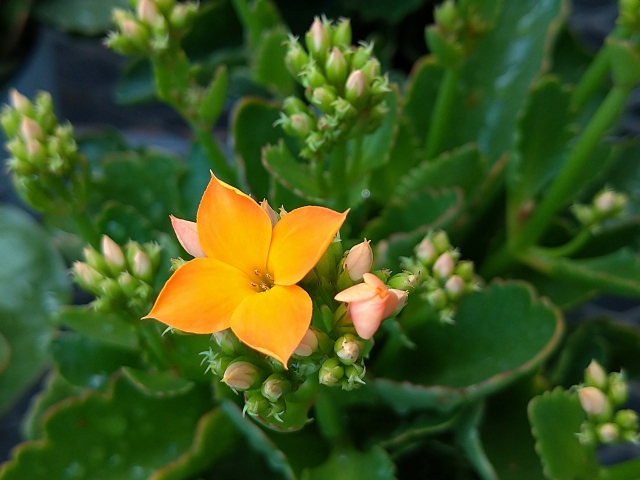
(251, 269), (275, 292)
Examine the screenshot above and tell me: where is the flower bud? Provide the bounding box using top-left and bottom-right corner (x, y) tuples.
(221, 360), (263, 392)
(282, 113), (313, 138)
(351, 43), (373, 70)
(294, 328), (319, 357)
(131, 249), (153, 283)
(169, 2), (197, 30)
(9, 89), (31, 115)
(342, 363), (366, 390)
(137, 0), (160, 25)
(325, 47), (348, 88)
(170, 257), (187, 271)
(268, 397), (286, 422)
(585, 359), (608, 390)
(444, 275), (465, 300)
(608, 372), (629, 407)
(387, 272), (418, 292)
(332, 18), (352, 48)
(434, 0), (459, 33)
(101, 235), (126, 275)
(426, 288), (448, 310)
(25, 139), (46, 167)
(578, 386), (612, 421)
(305, 17), (331, 63)
(431, 230), (451, 253)
(454, 260), (474, 281)
(578, 422), (597, 446)
(318, 357), (344, 386)
(20, 117), (44, 143)
(285, 36), (309, 77)
(597, 423), (620, 444)
(416, 237), (437, 265)
(433, 252), (455, 279)
(345, 70), (369, 109)
(300, 63), (328, 89)
(290, 357), (320, 377)
(99, 277), (122, 300)
(117, 271), (140, 297)
(614, 409), (639, 431)
(72, 262), (103, 292)
(344, 240), (373, 281)
(244, 392), (270, 417)
(143, 242), (162, 270)
(212, 330), (242, 356)
(392, 289), (409, 313)
(334, 334), (362, 365)
(311, 86), (337, 114)
(261, 374), (291, 402)
(282, 96), (309, 116)
(360, 59), (381, 83)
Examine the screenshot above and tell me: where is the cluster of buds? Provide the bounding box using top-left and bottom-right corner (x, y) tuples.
(106, 0), (198, 55)
(278, 16), (391, 159)
(572, 189), (627, 230)
(618, 0), (640, 32)
(577, 360), (639, 446)
(72, 235), (162, 316)
(0, 90), (87, 213)
(401, 231), (480, 323)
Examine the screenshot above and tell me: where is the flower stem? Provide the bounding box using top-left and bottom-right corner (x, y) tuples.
(481, 85), (631, 278)
(425, 67), (460, 160)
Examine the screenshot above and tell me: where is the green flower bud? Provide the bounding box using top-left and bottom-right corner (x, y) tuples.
(283, 96), (309, 116)
(169, 2), (197, 31)
(212, 330), (242, 356)
(268, 397), (286, 422)
(571, 204), (595, 226)
(319, 357), (344, 386)
(310, 86), (338, 114)
(261, 374), (291, 402)
(334, 334), (363, 365)
(136, 0), (160, 25)
(593, 190), (626, 217)
(351, 43), (373, 71)
(331, 18), (352, 48)
(72, 262), (104, 293)
(431, 231), (451, 253)
(608, 372), (629, 407)
(9, 89), (32, 115)
(360, 58), (381, 83)
(325, 47), (348, 88)
(99, 277), (122, 300)
(143, 242), (162, 271)
(117, 271), (140, 297)
(313, 235), (342, 280)
(614, 409), (639, 432)
(342, 363), (366, 390)
(244, 392), (271, 417)
(597, 422), (620, 444)
(585, 359), (608, 390)
(434, 0), (459, 33)
(387, 272), (418, 292)
(134, 282), (153, 302)
(285, 36), (310, 78)
(300, 63), (328, 89)
(344, 70), (369, 109)
(578, 422), (597, 446)
(154, 0), (176, 15)
(290, 357), (320, 377)
(285, 112), (314, 138)
(101, 235), (126, 275)
(578, 386), (613, 422)
(221, 360), (264, 392)
(454, 260), (474, 282)
(426, 288), (448, 310)
(332, 97), (358, 121)
(305, 17), (331, 64)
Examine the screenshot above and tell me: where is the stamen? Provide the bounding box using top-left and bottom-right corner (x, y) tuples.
(260, 283), (269, 291)
(251, 282), (258, 288)
(265, 273), (273, 280)
(254, 269), (260, 276)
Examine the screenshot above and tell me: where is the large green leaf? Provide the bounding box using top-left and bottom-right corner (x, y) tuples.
(252, 26), (295, 96)
(0, 205), (70, 414)
(301, 446), (395, 480)
(0, 375), (213, 480)
(33, 0), (128, 34)
(442, 0), (565, 165)
(528, 388), (599, 480)
(55, 307), (139, 351)
(372, 281), (563, 414)
(263, 140), (323, 202)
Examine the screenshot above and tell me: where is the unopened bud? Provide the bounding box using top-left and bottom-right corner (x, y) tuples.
(20, 117), (44, 142)
(392, 289), (409, 313)
(433, 252), (455, 279)
(72, 262), (103, 292)
(221, 360), (262, 392)
(334, 334), (362, 365)
(9, 89), (31, 113)
(416, 237), (437, 265)
(169, 2), (197, 30)
(608, 372), (629, 407)
(244, 392), (270, 417)
(614, 409), (639, 431)
(117, 272), (140, 297)
(431, 231), (451, 253)
(444, 275), (465, 299)
(344, 240), (373, 281)
(285, 36), (309, 77)
(284, 112), (313, 138)
(426, 288), (448, 310)
(306, 17), (331, 63)
(578, 386), (612, 420)
(101, 235), (126, 274)
(325, 47), (348, 88)
(318, 358), (344, 386)
(585, 359), (608, 390)
(434, 0), (459, 32)
(99, 277), (122, 300)
(311, 86), (337, 114)
(294, 328), (319, 357)
(454, 261), (474, 281)
(170, 257), (187, 271)
(387, 272), (418, 292)
(342, 363), (366, 390)
(578, 423), (597, 446)
(261, 374), (291, 402)
(345, 70), (369, 108)
(212, 330), (241, 356)
(282, 96), (309, 116)
(131, 249), (152, 282)
(351, 43), (373, 70)
(597, 423), (620, 444)
(137, 0), (160, 25)
(331, 18), (352, 48)
(360, 59), (381, 82)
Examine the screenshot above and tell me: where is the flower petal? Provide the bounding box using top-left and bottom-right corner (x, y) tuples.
(197, 174), (272, 276)
(170, 215), (206, 258)
(144, 258), (256, 333)
(230, 284), (312, 366)
(362, 272), (385, 289)
(334, 282), (377, 303)
(268, 206), (348, 286)
(349, 296), (387, 340)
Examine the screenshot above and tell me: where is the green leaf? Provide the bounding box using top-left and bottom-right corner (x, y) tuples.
(301, 446), (395, 480)
(50, 332), (142, 390)
(358, 86), (399, 172)
(372, 281), (563, 413)
(442, 0), (565, 164)
(121, 367), (195, 398)
(0, 331), (10, 377)
(197, 65), (229, 127)
(33, 0), (128, 35)
(179, 142), (213, 219)
(0, 205), (70, 414)
(96, 202), (156, 244)
(526, 248), (640, 298)
(253, 26), (295, 96)
(231, 97), (282, 200)
(263, 140), (323, 201)
(56, 307), (139, 351)
(231, 0), (282, 50)
(508, 76), (573, 208)
(114, 58), (156, 105)
(0, 375), (213, 480)
(528, 388), (600, 480)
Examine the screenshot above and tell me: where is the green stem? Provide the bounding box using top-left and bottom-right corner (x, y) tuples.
(71, 211), (100, 249)
(481, 85), (632, 278)
(600, 457), (640, 480)
(425, 67), (461, 160)
(192, 124), (237, 185)
(330, 142), (349, 210)
(534, 228), (592, 258)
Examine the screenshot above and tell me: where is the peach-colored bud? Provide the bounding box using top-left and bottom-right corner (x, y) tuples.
(344, 239), (373, 281)
(137, 0), (159, 24)
(20, 117), (43, 142)
(120, 18), (142, 38)
(101, 235), (125, 273)
(585, 359), (608, 389)
(346, 70), (366, 98)
(309, 17), (330, 54)
(433, 252), (455, 279)
(132, 249), (152, 280)
(578, 386), (609, 417)
(444, 275), (465, 296)
(170, 215), (206, 258)
(294, 328), (319, 357)
(416, 237), (437, 264)
(260, 200), (279, 227)
(73, 262), (103, 289)
(9, 89), (30, 112)
(221, 361), (259, 391)
(597, 423), (619, 444)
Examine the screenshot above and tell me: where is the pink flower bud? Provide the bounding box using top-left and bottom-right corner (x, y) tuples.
(20, 117), (43, 142)
(416, 237), (437, 264)
(344, 239), (373, 281)
(578, 386), (610, 418)
(170, 215), (206, 258)
(433, 252), (455, 279)
(334, 273), (399, 339)
(101, 235), (125, 272)
(137, 0), (159, 24)
(9, 89), (30, 112)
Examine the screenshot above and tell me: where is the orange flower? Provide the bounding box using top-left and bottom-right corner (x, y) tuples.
(145, 175), (347, 365)
(334, 273), (404, 339)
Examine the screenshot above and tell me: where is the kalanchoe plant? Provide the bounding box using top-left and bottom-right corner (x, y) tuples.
(3, 0), (640, 478)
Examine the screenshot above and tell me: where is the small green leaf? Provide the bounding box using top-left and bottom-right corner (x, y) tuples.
(56, 307), (139, 351)
(0, 375), (213, 479)
(301, 446), (395, 480)
(263, 140), (323, 201)
(231, 97), (282, 200)
(33, 0), (128, 34)
(528, 388), (600, 480)
(198, 65), (229, 127)
(50, 332), (142, 390)
(253, 26), (295, 96)
(121, 367), (195, 398)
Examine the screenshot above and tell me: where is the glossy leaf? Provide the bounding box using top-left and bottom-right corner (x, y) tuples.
(0, 205), (70, 414)
(263, 140), (323, 202)
(33, 0), (128, 34)
(0, 375), (212, 480)
(373, 281), (563, 414)
(253, 26), (295, 96)
(121, 367), (195, 398)
(442, 0), (565, 165)
(528, 387), (599, 480)
(301, 446), (395, 480)
(55, 307), (138, 351)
